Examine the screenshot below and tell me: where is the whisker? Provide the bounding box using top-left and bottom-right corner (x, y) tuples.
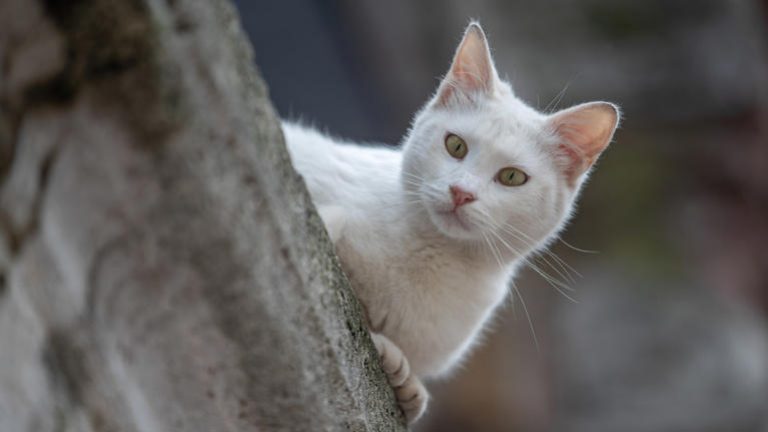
(475, 208), (578, 301)
(543, 80), (571, 114)
(494, 221), (580, 286)
(485, 228), (576, 303)
(510, 281), (539, 351)
(529, 251), (577, 287)
(482, 231), (505, 271)
(558, 237), (599, 254)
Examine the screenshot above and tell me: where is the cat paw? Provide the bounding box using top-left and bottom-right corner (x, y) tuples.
(394, 373), (429, 423)
(371, 333), (429, 423)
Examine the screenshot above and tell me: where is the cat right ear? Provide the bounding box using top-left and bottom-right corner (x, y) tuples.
(548, 102), (620, 185)
(433, 23), (499, 108)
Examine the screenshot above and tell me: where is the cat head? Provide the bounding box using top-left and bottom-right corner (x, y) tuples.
(401, 23), (619, 256)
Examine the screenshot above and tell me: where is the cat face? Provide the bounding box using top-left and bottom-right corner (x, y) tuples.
(401, 23), (619, 257)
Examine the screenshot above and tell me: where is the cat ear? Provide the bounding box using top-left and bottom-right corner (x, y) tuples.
(548, 102), (620, 184)
(434, 23), (499, 108)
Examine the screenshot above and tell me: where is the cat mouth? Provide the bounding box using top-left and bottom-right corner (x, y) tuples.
(437, 208), (472, 231)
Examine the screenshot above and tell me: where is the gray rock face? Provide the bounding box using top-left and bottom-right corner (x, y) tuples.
(0, 0), (404, 431)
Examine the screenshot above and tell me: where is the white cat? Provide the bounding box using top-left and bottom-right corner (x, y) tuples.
(283, 22), (619, 423)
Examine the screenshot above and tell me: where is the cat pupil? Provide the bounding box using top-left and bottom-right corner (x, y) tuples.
(445, 134), (468, 159)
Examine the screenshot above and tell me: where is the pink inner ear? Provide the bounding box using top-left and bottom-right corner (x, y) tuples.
(436, 24), (496, 107)
(550, 102), (619, 183)
(452, 36), (492, 91)
(556, 142), (589, 183)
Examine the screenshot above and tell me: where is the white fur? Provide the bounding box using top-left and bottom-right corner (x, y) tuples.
(281, 22), (619, 422)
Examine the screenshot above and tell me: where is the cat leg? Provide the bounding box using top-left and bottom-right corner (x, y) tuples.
(316, 205), (346, 244)
(370, 332), (429, 423)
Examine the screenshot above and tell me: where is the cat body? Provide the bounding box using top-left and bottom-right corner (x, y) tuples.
(284, 123), (514, 377)
(282, 23), (619, 422)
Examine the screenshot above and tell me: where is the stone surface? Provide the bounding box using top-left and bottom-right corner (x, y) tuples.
(0, 0), (405, 431)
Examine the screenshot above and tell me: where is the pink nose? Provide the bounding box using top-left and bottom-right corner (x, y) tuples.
(450, 185), (476, 207)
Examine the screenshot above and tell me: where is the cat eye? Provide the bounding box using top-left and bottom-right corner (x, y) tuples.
(496, 167), (528, 186)
(444, 134), (468, 159)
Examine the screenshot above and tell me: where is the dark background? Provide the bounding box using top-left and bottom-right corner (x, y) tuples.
(234, 1), (768, 431)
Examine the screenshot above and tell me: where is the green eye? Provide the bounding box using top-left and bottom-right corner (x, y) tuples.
(497, 167), (528, 186)
(445, 134), (468, 159)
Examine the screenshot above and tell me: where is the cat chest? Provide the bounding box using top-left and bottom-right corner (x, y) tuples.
(381, 268), (508, 375)
(338, 239), (506, 318)
(337, 239), (508, 373)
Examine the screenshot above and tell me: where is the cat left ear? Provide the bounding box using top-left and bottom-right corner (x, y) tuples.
(548, 102), (620, 185)
(434, 23), (499, 108)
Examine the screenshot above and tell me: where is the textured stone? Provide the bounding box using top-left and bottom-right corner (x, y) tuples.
(0, 0), (405, 431)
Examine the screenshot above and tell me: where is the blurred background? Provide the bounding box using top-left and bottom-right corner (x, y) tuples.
(233, 1), (768, 431)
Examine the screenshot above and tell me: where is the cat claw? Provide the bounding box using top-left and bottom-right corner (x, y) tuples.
(371, 333), (429, 424)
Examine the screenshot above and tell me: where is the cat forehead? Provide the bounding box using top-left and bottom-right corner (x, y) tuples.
(430, 98), (547, 150)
